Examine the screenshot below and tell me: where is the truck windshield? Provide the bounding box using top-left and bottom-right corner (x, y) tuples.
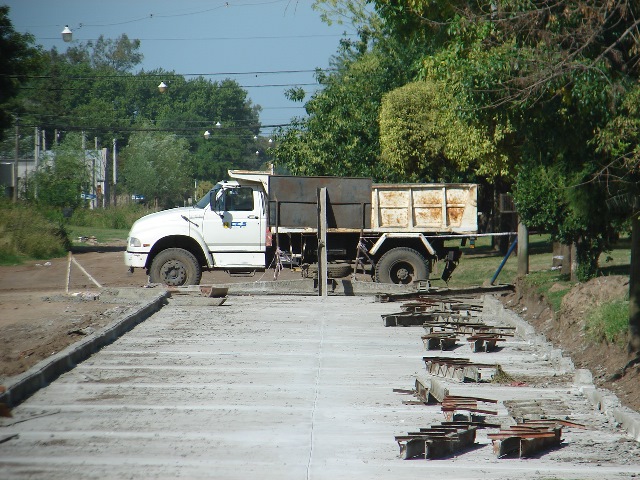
(194, 188), (217, 209)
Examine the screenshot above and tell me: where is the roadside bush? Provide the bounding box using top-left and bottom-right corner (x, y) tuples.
(68, 204), (151, 230)
(585, 298), (630, 344)
(0, 200), (70, 263)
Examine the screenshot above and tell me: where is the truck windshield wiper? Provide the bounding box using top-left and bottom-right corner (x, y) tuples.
(181, 215), (199, 227)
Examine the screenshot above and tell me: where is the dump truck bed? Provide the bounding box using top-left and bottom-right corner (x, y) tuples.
(371, 183), (478, 234)
(228, 170), (478, 235)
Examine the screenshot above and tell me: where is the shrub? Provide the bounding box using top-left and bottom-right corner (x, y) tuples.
(585, 299), (630, 344)
(68, 204), (151, 230)
(0, 200), (70, 263)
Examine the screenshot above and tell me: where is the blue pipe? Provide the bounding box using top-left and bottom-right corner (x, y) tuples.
(490, 237), (518, 285)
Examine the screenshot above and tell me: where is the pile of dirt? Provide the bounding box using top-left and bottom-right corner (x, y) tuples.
(501, 275), (640, 412)
(0, 291), (137, 379)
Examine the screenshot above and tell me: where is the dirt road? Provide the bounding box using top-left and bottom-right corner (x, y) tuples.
(0, 247), (308, 379)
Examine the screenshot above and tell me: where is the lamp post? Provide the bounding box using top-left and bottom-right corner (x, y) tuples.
(203, 121), (222, 139)
(158, 81), (168, 94)
(61, 25), (73, 42)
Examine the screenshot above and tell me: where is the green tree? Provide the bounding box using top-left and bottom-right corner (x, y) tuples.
(379, 80), (512, 182)
(64, 34), (143, 72)
(370, 0), (640, 348)
(0, 5), (42, 141)
(28, 133), (91, 209)
(120, 129), (192, 208)
(14, 41), (260, 184)
(594, 85), (640, 353)
(274, 18), (419, 179)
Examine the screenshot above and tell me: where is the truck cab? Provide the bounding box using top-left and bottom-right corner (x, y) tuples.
(125, 177), (268, 286)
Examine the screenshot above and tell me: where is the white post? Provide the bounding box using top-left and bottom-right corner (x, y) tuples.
(91, 137), (97, 209)
(34, 127), (39, 167)
(13, 120), (18, 202)
(33, 127), (39, 196)
(112, 139), (117, 206)
(317, 187), (328, 297)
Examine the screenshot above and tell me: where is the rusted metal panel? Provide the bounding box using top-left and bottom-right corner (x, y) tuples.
(371, 183), (477, 233)
(268, 176), (372, 229)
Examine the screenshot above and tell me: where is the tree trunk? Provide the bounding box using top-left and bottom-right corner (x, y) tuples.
(561, 243), (572, 277)
(517, 221), (529, 276)
(570, 242), (578, 282)
(629, 210), (640, 354)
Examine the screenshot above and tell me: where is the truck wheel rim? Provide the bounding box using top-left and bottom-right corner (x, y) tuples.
(160, 260), (186, 285)
(392, 264), (412, 284)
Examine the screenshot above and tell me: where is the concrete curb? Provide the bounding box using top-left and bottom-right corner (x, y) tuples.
(484, 294), (640, 442)
(0, 289), (169, 408)
(577, 372), (640, 442)
(206, 278), (417, 296)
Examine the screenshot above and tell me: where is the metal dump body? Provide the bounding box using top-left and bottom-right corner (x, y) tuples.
(371, 183), (478, 234)
(268, 175), (372, 229)
(228, 171), (478, 235)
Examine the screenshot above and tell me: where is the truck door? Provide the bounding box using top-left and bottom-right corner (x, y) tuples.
(202, 186), (265, 268)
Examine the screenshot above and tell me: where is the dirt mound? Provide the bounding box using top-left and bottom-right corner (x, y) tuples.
(502, 275), (639, 412)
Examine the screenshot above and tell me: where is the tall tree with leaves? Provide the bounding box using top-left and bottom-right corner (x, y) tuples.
(27, 133), (91, 209)
(120, 129), (193, 209)
(370, 0), (640, 350)
(379, 80), (514, 182)
(274, 2), (420, 179)
(0, 5), (42, 141)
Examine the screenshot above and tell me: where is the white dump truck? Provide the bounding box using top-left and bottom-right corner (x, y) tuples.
(125, 170), (478, 286)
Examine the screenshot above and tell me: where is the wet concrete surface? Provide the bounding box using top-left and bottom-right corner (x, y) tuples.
(1, 294), (639, 479)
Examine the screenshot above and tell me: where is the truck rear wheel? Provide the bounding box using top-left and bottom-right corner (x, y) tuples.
(149, 248), (202, 286)
(306, 262), (352, 279)
(375, 247), (429, 284)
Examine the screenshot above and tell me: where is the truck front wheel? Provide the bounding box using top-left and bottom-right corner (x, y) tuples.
(375, 247), (429, 284)
(149, 248), (202, 286)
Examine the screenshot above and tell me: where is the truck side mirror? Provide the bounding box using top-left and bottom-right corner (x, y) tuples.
(212, 189), (226, 215)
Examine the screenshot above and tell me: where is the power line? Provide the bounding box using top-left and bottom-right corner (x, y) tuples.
(2, 69), (334, 80)
(35, 33), (352, 42)
(13, 0), (294, 29)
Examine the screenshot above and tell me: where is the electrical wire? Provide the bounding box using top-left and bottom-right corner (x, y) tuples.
(0, 69), (335, 80)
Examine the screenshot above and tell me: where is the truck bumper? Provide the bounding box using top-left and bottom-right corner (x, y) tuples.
(125, 251), (148, 268)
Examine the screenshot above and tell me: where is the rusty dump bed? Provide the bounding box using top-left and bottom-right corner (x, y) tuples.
(228, 170), (478, 235)
(371, 183), (478, 234)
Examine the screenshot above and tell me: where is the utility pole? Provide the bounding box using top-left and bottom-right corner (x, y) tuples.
(112, 138), (117, 207)
(517, 221), (529, 276)
(13, 118), (19, 202)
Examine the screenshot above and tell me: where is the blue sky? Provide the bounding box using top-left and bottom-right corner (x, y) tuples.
(6, 0), (354, 135)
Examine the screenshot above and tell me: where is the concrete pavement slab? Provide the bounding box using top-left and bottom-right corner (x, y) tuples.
(1, 294), (639, 479)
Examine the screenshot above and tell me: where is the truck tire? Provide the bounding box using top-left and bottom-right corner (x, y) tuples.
(149, 248), (202, 286)
(375, 247), (429, 284)
(306, 262), (352, 279)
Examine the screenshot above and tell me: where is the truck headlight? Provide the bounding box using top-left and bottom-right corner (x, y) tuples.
(129, 237), (141, 247)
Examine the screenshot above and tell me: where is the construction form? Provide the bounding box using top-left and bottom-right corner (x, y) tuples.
(1, 292), (639, 479)
(384, 292), (640, 462)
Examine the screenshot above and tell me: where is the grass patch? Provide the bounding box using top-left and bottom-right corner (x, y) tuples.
(68, 204), (151, 230)
(0, 200), (70, 264)
(0, 202), (150, 264)
(491, 364), (515, 384)
(585, 299), (630, 345)
(521, 270), (571, 312)
(68, 226), (129, 245)
(439, 234), (555, 288)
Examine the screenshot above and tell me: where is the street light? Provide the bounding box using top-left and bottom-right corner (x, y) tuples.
(203, 121), (222, 139)
(61, 25), (73, 42)
(158, 81), (168, 93)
